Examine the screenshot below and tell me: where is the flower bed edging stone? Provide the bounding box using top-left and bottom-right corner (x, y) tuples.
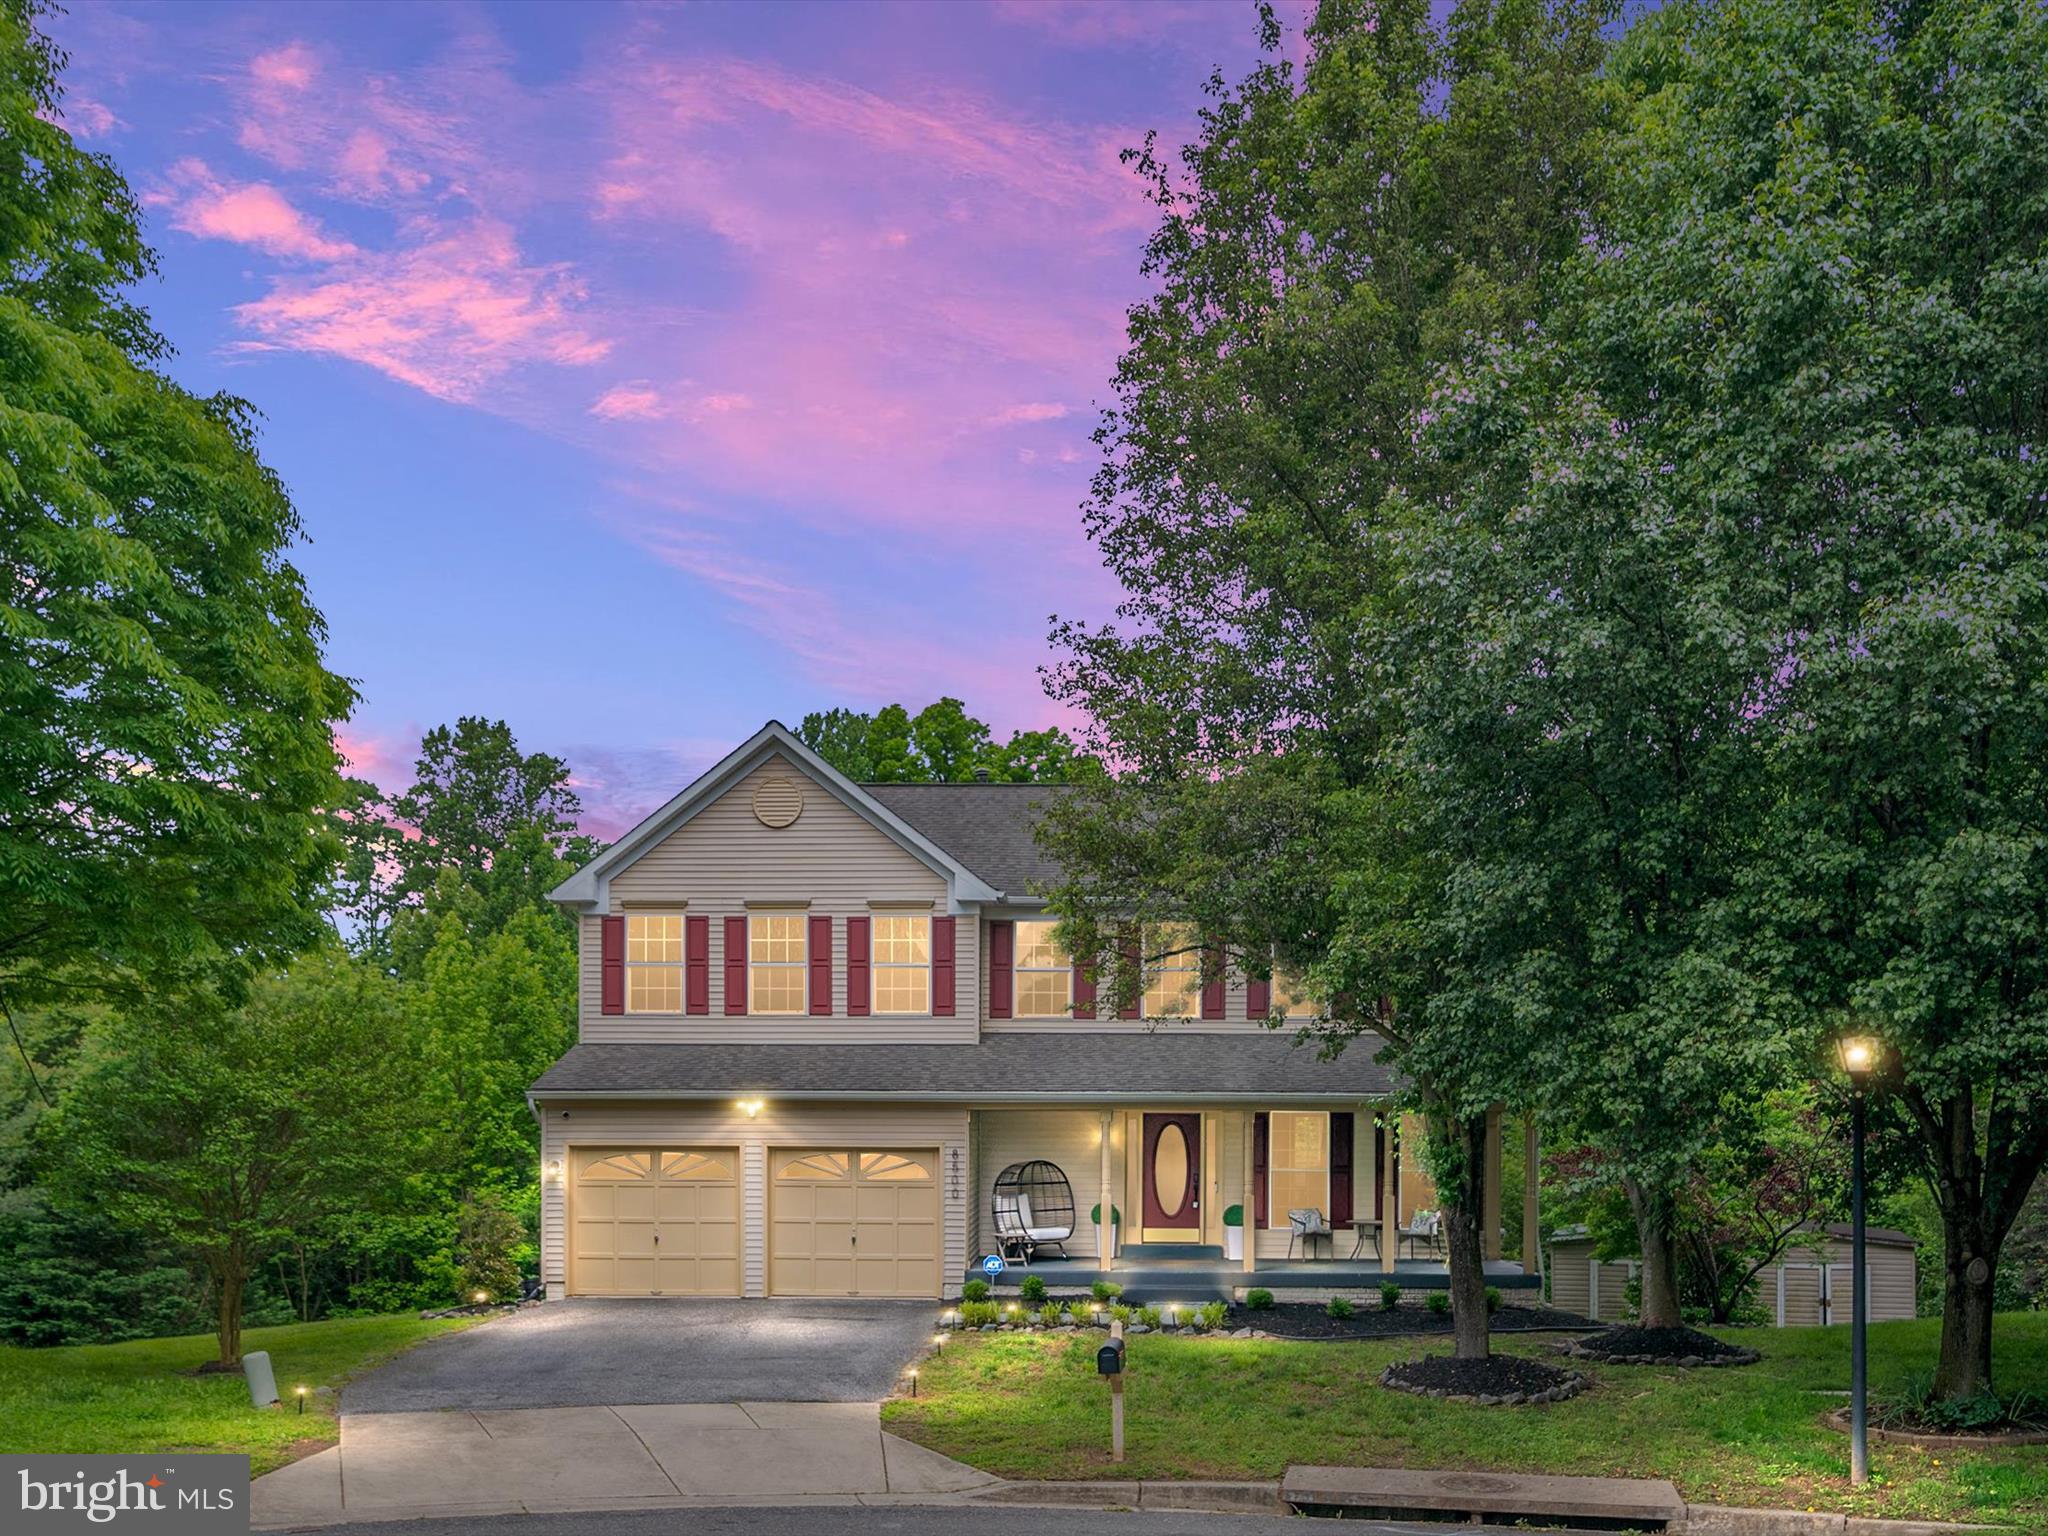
(1821, 1405), (2048, 1449)
(1562, 1338), (1761, 1368)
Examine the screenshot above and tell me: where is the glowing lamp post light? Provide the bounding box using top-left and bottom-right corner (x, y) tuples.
(1837, 1033), (1881, 1486)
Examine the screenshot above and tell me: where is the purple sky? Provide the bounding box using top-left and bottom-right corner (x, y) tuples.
(46, 0), (1281, 836)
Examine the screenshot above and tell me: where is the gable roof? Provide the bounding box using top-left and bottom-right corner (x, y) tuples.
(862, 781), (1071, 899)
(549, 721), (1004, 913)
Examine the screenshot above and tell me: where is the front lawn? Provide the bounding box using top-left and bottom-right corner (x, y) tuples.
(0, 1314), (483, 1476)
(883, 1312), (2048, 1528)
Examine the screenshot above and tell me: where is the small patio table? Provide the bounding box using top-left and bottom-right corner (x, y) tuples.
(1347, 1218), (1382, 1262)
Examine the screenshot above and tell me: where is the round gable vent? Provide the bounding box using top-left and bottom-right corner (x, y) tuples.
(752, 775), (804, 828)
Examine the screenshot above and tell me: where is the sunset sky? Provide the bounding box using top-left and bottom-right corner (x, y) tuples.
(45, 0), (1286, 835)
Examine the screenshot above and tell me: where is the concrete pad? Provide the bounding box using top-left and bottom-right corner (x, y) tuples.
(339, 1409), (677, 1513)
(249, 1446), (343, 1528)
(881, 1431), (1001, 1493)
(736, 1399), (882, 1427)
(337, 1409), (489, 1447)
(611, 1402), (757, 1433)
(1283, 1464), (1685, 1525)
(641, 1425), (887, 1496)
(471, 1405), (627, 1441)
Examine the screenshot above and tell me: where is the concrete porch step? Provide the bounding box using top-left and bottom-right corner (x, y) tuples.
(1282, 1464), (1686, 1530)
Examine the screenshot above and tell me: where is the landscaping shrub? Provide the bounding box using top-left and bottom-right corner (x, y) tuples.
(1485, 1286), (1503, 1315)
(959, 1300), (1000, 1327)
(962, 1279), (990, 1302)
(1426, 1291), (1451, 1316)
(1326, 1295), (1355, 1319)
(1380, 1282), (1403, 1311)
(1244, 1287), (1274, 1310)
(1038, 1303), (1064, 1327)
(455, 1196), (522, 1304)
(1136, 1304), (1164, 1329)
(1199, 1301), (1229, 1330)
(1091, 1279), (1123, 1302)
(1019, 1274), (1048, 1304)
(1109, 1302), (1133, 1325)
(1067, 1303), (1098, 1327)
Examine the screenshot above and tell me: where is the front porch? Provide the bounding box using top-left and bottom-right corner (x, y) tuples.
(964, 1254), (1540, 1304)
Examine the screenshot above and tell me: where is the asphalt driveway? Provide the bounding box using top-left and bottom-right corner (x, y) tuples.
(344, 1299), (937, 1413)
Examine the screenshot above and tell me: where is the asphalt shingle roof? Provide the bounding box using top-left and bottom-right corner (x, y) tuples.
(530, 1030), (1395, 1100)
(862, 781), (1072, 899)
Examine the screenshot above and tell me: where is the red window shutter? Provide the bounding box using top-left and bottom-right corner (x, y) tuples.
(1118, 929), (1140, 1020)
(1330, 1111), (1355, 1226)
(1201, 943), (1227, 1020)
(1252, 1112), (1270, 1228)
(723, 916), (748, 1015)
(1246, 973), (1271, 1019)
(600, 915), (625, 1015)
(988, 920), (1013, 1019)
(1072, 958), (1096, 1019)
(846, 916), (870, 1016)
(932, 916), (956, 1016)
(808, 914), (833, 1015)
(686, 915), (710, 1014)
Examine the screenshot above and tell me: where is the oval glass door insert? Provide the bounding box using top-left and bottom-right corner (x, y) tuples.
(1155, 1121), (1190, 1219)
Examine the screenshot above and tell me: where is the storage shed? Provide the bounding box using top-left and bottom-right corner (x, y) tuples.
(1548, 1223), (1917, 1327)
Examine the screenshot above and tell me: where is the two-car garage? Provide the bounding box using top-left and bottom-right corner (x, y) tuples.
(567, 1142), (941, 1299)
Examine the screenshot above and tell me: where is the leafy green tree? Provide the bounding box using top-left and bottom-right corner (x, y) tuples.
(796, 699), (1089, 783)
(0, 1), (355, 1014)
(44, 949), (417, 1364)
(1041, 0), (1614, 1360)
(792, 707), (874, 780)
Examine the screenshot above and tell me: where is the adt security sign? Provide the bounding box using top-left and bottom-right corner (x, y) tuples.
(980, 1253), (1006, 1278)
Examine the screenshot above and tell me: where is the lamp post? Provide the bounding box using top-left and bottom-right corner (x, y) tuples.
(1837, 1034), (1878, 1486)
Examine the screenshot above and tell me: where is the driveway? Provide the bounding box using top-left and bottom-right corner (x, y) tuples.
(344, 1299), (937, 1413)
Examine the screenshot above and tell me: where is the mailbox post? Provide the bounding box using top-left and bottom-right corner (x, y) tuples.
(1098, 1320), (1127, 1463)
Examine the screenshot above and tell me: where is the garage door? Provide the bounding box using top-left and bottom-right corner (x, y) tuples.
(770, 1149), (941, 1297)
(570, 1147), (740, 1296)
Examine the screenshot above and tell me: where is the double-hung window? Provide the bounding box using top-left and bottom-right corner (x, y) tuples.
(1269, 1110), (1331, 1225)
(748, 913), (807, 1015)
(625, 912), (684, 1013)
(1014, 919), (1073, 1018)
(872, 914), (931, 1015)
(1275, 965), (1321, 1020)
(1142, 923), (1201, 1019)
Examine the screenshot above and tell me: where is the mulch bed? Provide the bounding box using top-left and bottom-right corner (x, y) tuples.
(1250, 1302), (1598, 1341)
(1834, 1405), (2048, 1448)
(1381, 1352), (1589, 1405)
(1562, 1323), (1760, 1368)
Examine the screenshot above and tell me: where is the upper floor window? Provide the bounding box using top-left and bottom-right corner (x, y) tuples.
(1275, 965), (1320, 1020)
(749, 913), (807, 1015)
(872, 914), (931, 1015)
(1015, 919), (1073, 1018)
(626, 912), (684, 1013)
(1143, 923), (1201, 1019)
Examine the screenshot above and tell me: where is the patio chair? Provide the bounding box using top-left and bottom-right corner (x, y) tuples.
(1397, 1208), (1445, 1260)
(992, 1161), (1075, 1264)
(1287, 1207), (1334, 1261)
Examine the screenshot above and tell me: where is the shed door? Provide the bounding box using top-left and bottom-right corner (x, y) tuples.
(770, 1149), (940, 1297)
(570, 1148), (741, 1296)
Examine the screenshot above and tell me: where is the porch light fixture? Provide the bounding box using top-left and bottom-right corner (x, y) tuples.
(544, 1158), (563, 1184)
(736, 1098), (765, 1118)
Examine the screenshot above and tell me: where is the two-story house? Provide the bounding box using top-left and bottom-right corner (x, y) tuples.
(529, 721), (1537, 1301)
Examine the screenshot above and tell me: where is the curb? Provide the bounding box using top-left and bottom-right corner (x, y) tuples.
(1682, 1507), (2000, 1535)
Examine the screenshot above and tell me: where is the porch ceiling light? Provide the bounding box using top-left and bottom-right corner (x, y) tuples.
(736, 1098), (765, 1118)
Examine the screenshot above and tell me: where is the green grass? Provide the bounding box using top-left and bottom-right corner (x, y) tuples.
(0, 1314), (484, 1476)
(884, 1313), (2048, 1528)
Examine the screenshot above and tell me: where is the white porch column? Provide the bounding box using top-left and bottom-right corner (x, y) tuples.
(1099, 1110), (1114, 1271)
(1241, 1109), (1257, 1275)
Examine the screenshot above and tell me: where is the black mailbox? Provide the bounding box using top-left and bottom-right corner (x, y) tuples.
(1096, 1339), (1125, 1376)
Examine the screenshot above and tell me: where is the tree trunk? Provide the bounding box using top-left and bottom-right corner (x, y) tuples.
(1933, 1205), (1998, 1400)
(214, 1254), (247, 1368)
(1440, 1113), (1492, 1361)
(1626, 1177), (1684, 1329)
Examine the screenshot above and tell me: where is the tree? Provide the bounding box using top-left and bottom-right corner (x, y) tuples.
(0, 1), (355, 1013)
(1041, 0), (1615, 1361)
(1507, 0), (2048, 1398)
(796, 699), (1089, 783)
(44, 949), (416, 1364)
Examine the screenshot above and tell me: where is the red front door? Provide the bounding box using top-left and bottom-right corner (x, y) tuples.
(1141, 1112), (1202, 1236)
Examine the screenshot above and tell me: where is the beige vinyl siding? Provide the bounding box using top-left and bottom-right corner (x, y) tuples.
(980, 916), (1296, 1035)
(1551, 1232), (1916, 1326)
(1548, 1244), (1591, 1314)
(581, 755), (978, 1044)
(972, 1109), (1119, 1262)
(538, 1100), (969, 1298)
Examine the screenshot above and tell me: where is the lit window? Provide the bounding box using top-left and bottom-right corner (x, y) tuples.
(1015, 919), (1073, 1018)
(626, 912), (683, 1014)
(1142, 923), (1201, 1019)
(1275, 966), (1320, 1020)
(1269, 1111), (1331, 1226)
(872, 914), (931, 1015)
(749, 914), (807, 1015)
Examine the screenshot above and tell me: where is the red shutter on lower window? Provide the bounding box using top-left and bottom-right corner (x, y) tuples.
(988, 920), (1013, 1019)
(1330, 1111), (1355, 1226)
(1246, 973), (1271, 1019)
(1118, 929), (1141, 1020)
(1201, 943), (1227, 1019)
(931, 916), (956, 1016)
(685, 915), (710, 1014)
(1252, 1112), (1270, 1228)
(1072, 958), (1096, 1018)
(600, 915), (625, 1015)
(808, 915), (833, 1014)
(846, 916), (870, 1016)
(723, 916), (748, 1015)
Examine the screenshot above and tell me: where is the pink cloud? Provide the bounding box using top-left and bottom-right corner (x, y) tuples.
(989, 402), (1070, 425)
(50, 92), (118, 138)
(157, 157), (356, 261)
(590, 384), (665, 420)
(250, 41), (319, 90)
